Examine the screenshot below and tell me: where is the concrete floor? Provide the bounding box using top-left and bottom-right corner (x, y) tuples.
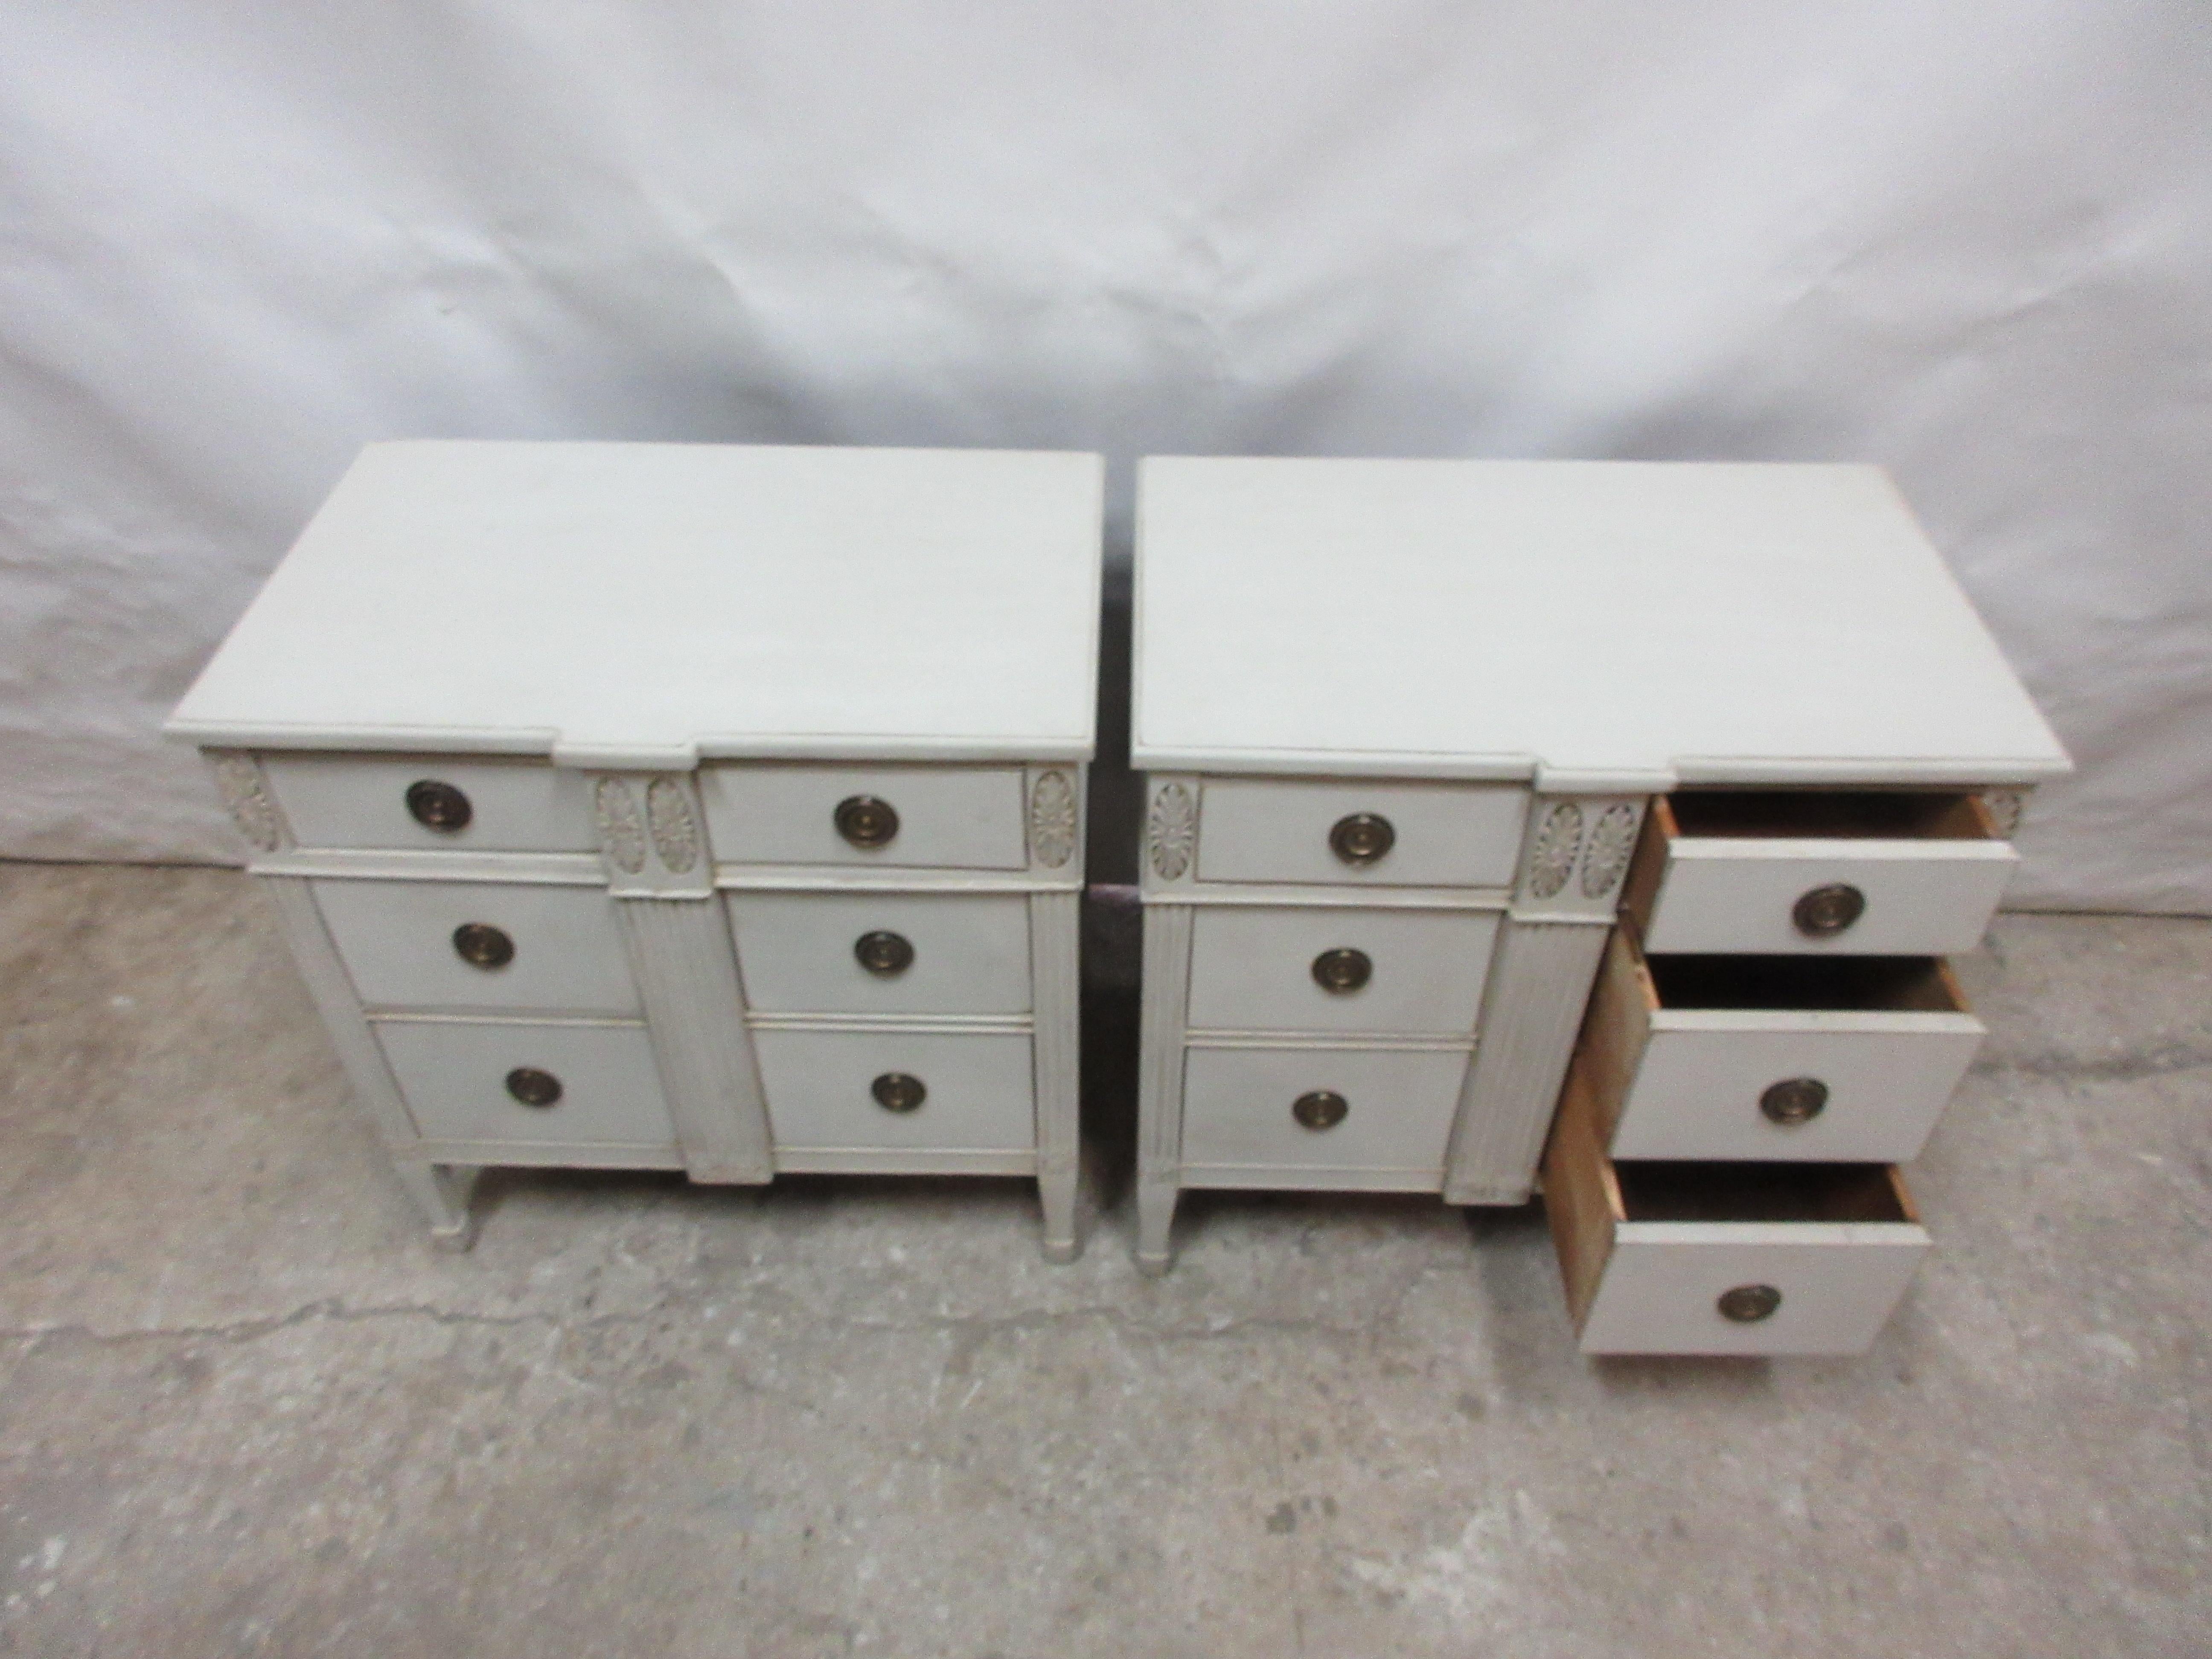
(0, 864), (2206, 1657)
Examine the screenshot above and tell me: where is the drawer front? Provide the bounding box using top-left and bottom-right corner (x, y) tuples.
(1582, 931), (1985, 1162)
(1185, 908), (1499, 1036)
(1579, 1224), (1931, 1356)
(1179, 1046), (1470, 1184)
(1612, 1024), (1984, 1163)
(1193, 779), (1527, 888)
(728, 893), (1032, 1016)
(260, 755), (598, 853)
(1628, 793), (2017, 956)
(314, 879), (639, 1014)
(700, 765), (1028, 869)
(373, 1019), (676, 1149)
(751, 1030), (1036, 1153)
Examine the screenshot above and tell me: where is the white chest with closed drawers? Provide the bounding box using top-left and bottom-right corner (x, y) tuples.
(170, 439), (1102, 1258)
(1132, 457), (2069, 1353)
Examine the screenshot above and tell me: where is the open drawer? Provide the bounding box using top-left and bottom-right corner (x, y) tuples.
(1623, 791), (2016, 956)
(1580, 928), (1984, 1162)
(1544, 1051), (1930, 1356)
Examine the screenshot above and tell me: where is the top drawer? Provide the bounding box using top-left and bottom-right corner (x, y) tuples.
(258, 755), (599, 854)
(699, 764), (1029, 870)
(1192, 778), (1527, 888)
(1624, 791), (2017, 956)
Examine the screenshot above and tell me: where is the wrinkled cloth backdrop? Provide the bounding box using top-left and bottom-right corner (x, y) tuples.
(2, 2), (2206, 908)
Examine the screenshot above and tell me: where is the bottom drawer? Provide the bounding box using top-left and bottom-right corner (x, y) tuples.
(751, 1030), (1036, 1155)
(373, 1019), (678, 1153)
(1545, 1050), (1929, 1356)
(1179, 1045), (1470, 1190)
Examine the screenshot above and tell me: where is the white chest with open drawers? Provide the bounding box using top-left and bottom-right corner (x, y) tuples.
(1132, 457), (2069, 1353)
(169, 440), (1103, 1259)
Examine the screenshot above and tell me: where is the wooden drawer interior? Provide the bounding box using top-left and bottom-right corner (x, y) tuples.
(1660, 790), (1998, 842)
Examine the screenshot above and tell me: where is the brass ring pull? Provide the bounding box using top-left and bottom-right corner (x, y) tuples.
(1311, 948), (1372, 993)
(835, 795), (899, 849)
(505, 1066), (562, 1108)
(871, 1072), (926, 1113)
(1717, 1284), (1781, 1323)
(1292, 1090), (1349, 1131)
(452, 922), (515, 969)
(1760, 1077), (1828, 1125)
(406, 779), (472, 832)
(1792, 882), (1866, 937)
(1328, 812), (1394, 867)
(855, 930), (915, 977)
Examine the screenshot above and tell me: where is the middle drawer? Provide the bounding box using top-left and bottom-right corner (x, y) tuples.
(1582, 928), (1985, 1163)
(1185, 907), (1500, 1036)
(728, 892), (1033, 1016)
(314, 879), (640, 1015)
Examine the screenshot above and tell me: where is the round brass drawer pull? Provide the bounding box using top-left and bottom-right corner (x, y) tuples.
(871, 1072), (927, 1113)
(1717, 1284), (1782, 1323)
(1760, 1077), (1829, 1125)
(452, 922), (515, 969)
(406, 778), (472, 832)
(855, 930), (915, 977)
(835, 795), (900, 849)
(1328, 812), (1394, 867)
(505, 1066), (563, 1108)
(1292, 1089), (1349, 1131)
(1792, 882), (1866, 937)
(1311, 947), (1372, 993)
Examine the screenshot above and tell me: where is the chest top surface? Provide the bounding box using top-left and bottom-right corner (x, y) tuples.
(1134, 458), (2068, 791)
(169, 441), (1105, 768)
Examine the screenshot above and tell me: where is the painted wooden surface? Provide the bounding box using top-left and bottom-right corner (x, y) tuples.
(1135, 902), (1194, 1272)
(261, 754), (599, 853)
(1634, 837), (2019, 956)
(168, 442), (1105, 768)
(1028, 888), (1083, 1262)
(701, 764), (1030, 870)
(1193, 778), (1526, 887)
(750, 1029), (1037, 1155)
(1133, 458), (2069, 790)
(312, 878), (640, 1015)
(1438, 917), (1610, 1205)
(370, 1017), (677, 1149)
(616, 895), (775, 1185)
(727, 891), (1033, 1016)
(1582, 929), (1985, 1163)
(1179, 1045), (1471, 1184)
(1186, 907), (1498, 1036)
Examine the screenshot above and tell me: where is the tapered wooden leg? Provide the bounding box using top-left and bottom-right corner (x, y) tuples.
(1030, 889), (1083, 1263)
(1135, 1175), (1179, 1276)
(1135, 902), (1192, 1275)
(393, 1160), (479, 1250)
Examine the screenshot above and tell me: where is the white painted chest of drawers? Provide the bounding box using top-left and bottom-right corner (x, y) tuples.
(1131, 458), (2069, 1353)
(170, 440), (1102, 1258)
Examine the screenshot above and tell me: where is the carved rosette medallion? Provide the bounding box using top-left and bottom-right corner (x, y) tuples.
(1526, 803), (1584, 899)
(646, 777), (699, 873)
(1030, 770), (1077, 869)
(214, 756), (281, 853)
(1579, 803), (1639, 899)
(1149, 782), (1196, 881)
(1982, 789), (2026, 839)
(595, 778), (648, 875)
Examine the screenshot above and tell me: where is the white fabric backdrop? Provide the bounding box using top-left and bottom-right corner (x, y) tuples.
(2, 2), (2205, 908)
